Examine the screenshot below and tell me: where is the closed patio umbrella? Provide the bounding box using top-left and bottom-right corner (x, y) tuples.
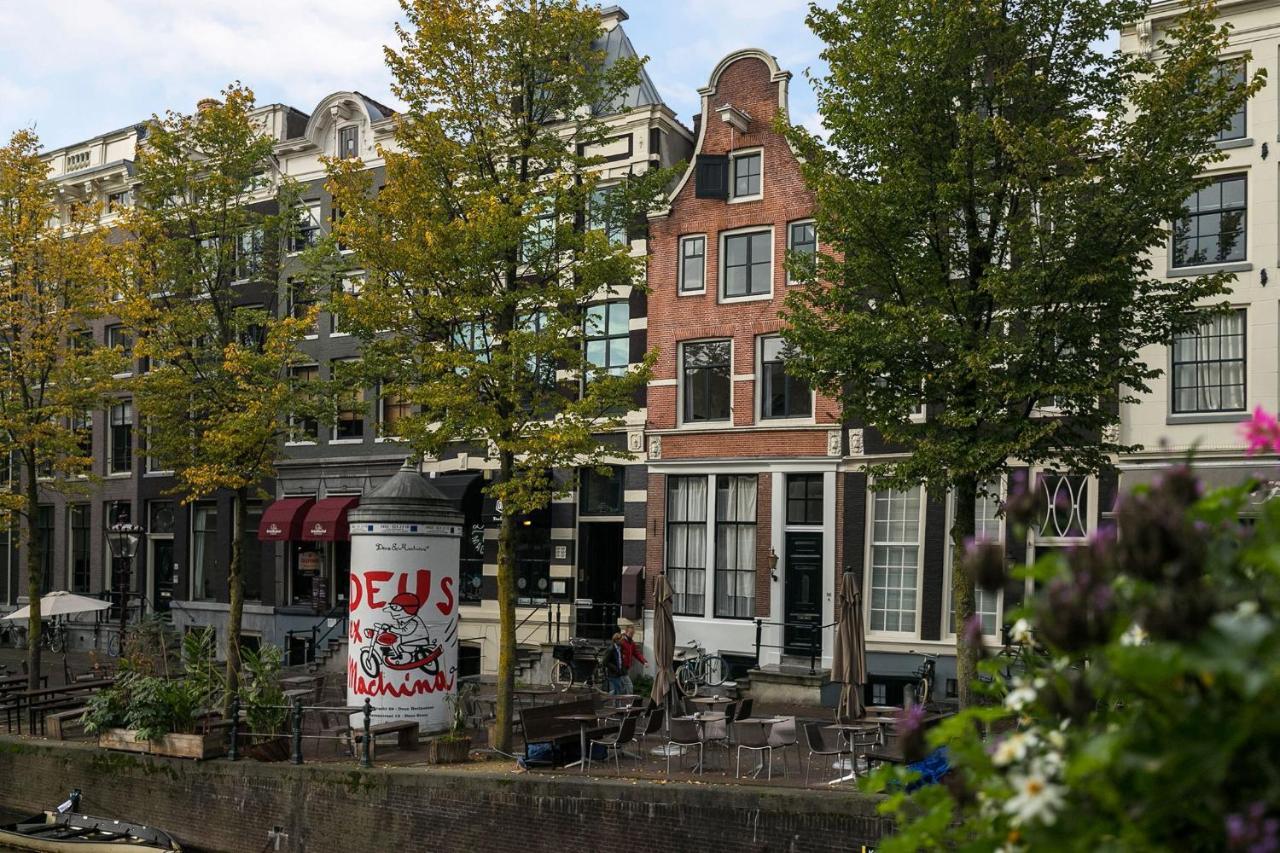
(2, 590), (111, 622)
(832, 572), (866, 722)
(649, 573), (677, 711)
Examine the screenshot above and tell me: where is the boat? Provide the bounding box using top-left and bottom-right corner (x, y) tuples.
(0, 807), (182, 852)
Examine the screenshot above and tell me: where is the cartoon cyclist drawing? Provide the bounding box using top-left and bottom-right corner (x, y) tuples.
(359, 591), (442, 678)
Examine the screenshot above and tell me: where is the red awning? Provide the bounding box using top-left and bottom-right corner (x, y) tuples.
(301, 496), (361, 542)
(257, 497), (315, 542)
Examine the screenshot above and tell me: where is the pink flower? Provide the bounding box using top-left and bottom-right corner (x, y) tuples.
(1242, 407), (1280, 456)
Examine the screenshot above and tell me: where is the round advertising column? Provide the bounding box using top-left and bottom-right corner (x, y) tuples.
(346, 461), (463, 734)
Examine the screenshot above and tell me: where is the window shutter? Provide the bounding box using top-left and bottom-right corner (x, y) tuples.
(694, 154), (729, 199)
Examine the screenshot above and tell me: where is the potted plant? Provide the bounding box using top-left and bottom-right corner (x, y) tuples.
(239, 645), (291, 762)
(84, 670), (226, 759)
(425, 683), (474, 764)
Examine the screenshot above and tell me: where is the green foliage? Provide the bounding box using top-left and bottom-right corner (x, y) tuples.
(82, 670), (204, 742)
(239, 643), (288, 736)
(872, 469), (1280, 851)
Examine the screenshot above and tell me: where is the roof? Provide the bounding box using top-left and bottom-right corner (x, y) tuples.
(594, 19), (665, 114)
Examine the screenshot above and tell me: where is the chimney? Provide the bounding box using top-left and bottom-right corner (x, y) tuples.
(599, 5), (628, 30)
(196, 98), (220, 113)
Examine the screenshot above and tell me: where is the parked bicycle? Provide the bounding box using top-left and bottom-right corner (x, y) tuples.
(908, 649), (939, 708)
(675, 638), (728, 697)
(550, 637), (608, 692)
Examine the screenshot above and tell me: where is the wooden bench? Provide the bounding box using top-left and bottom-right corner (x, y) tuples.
(47, 707), (87, 741)
(518, 698), (612, 754)
(350, 720), (419, 759)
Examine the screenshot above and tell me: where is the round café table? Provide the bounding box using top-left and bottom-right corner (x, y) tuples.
(557, 713), (605, 773)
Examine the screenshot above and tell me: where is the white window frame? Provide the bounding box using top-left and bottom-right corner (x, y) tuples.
(106, 324), (132, 378)
(286, 364), (320, 446)
(144, 422), (174, 476)
(288, 199), (322, 255)
(678, 338), (734, 428)
(718, 225), (774, 304)
(375, 382), (409, 443)
(330, 358), (366, 444)
(107, 400), (133, 476)
(1026, 470), (1097, 596)
(678, 234), (707, 295)
(786, 219), (817, 285)
(756, 334), (814, 424)
(865, 483), (926, 639)
(728, 148), (764, 203)
(329, 275), (362, 337)
(942, 480), (1004, 641)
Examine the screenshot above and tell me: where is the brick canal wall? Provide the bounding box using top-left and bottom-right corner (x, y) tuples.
(0, 737), (892, 853)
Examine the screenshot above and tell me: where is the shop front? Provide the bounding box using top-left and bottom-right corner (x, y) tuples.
(258, 495), (359, 614)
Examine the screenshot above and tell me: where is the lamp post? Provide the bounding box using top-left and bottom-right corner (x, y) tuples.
(106, 522), (144, 650)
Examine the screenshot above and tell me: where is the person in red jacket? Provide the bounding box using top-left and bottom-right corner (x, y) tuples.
(618, 622), (647, 694)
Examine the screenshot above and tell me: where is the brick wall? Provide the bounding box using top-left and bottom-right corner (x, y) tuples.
(755, 472), (772, 618)
(0, 738), (892, 853)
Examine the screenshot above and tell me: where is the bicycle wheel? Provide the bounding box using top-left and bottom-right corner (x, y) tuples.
(675, 663), (699, 697)
(917, 676), (931, 707)
(702, 655), (728, 687)
(106, 630), (120, 658)
(49, 630), (65, 654)
(550, 660), (574, 692)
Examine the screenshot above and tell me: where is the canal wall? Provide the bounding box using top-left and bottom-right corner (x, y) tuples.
(0, 737), (891, 852)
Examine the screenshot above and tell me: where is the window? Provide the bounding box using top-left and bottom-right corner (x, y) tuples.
(235, 226), (264, 280)
(513, 509), (550, 604)
(191, 502), (217, 601)
(521, 211), (555, 264)
(291, 200), (321, 252)
(72, 411), (92, 459)
(454, 321), (491, 364)
(330, 277), (361, 335)
(1214, 60), (1247, 142)
(243, 502), (263, 601)
(109, 401), (133, 473)
(694, 154), (729, 199)
(1172, 174), (1246, 268)
(679, 235), (706, 293)
(518, 311), (555, 389)
(580, 466), (623, 516)
(106, 190), (132, 213)
(786, 474), (823, 526)
(69, 505), (90, 593)
(588, 186), (626, 245)
(681, 340), (731, 423)
(288, 279), (316, 334)
(332, 359), (366, 441)
(1031, 473), (1091, 570)
(667, 476), (707, 615)
(106, 324), (132, 374)
(722, 230), (771, 298)
(148, 500), (175, 535)
(104, 500), (130, 599)
(584, 301), (629, 380)
(378, 384), (411, 438)
(338, 125), (359, 159)
(715, 475), (756, 618)
(760, 336), (811, 420)
(869, 486), (921, 634)
(731, 152), (761, 199)
(948, 484), (1003, 637)
(36, 505), (54, 594)
(1172, 309), (1246, 414)
(288, 365), (319, 442)
(788, 220), (816, 282)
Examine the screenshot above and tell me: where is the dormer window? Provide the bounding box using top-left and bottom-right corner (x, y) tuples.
(338, 126), (359, 159)
(731, 151), (762, 201)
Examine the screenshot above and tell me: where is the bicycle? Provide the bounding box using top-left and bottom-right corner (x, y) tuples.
(550, 637), (609, 692)
(674, 639), (728, 697)
(907, 649), (939, 708)
(42, 619), (68, 654)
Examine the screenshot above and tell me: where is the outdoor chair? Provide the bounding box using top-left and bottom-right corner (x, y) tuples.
(803, 722), (854, 785)
(588, 714), (638, 774)
(666, 717), (705, 776)
(737, 698), (753, 720)
(845, 724), (881, 775)
(734, 719), (775, 780)
(766, 716), (799, 776)
(706, 701), (738, 747)
(638, 707), (666, 748)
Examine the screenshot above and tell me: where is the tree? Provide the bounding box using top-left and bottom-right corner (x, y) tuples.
(327, 0), (670, 752)
(783, 0), (1260, 706)
(120, 85), (321, 704)
(0, 129), (123, 688)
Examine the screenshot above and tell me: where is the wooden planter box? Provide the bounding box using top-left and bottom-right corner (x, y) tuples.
(424, 735), (472, 764)
(98, 727), (227, 760)
(243, 735), (291, 762)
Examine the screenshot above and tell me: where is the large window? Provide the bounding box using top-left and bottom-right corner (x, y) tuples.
(1172, 174), (1246, 268)
(191, 502), (218, 601)
(331, 359), (366, 441)
(948, 484), (1002, 637)
(338, 125), (359, 159)
(666, 476), (707, 616)
(588, 185), (627, 245)
(679, 235), (706, 293)
(1172, 309), (1246, 414)
(580, 466), (623, 516)
(377, 385), (411, 439)
(290, 200), (322, 252)
(36, 505), (54, 594)
(786, 474), (823, 526)
(714, 475), (756, 619)
(235, 226), (264, 280)
(242, 502), (262, 602)
(106, 324), (132, 373)
(869, 486), (921, 634)
(109, 401), (132, 473)
(681, 340), (731, 423)
(788, 220), (817, 282)
(288, 365), (319, 442)
(330, 277), (361, 335)
(1214, 60), (1247, 142)
(69, 504), (90, 593)
(584, 301), (629, 380)
(760, 336), (811, 419)
(722, 230), (772, 298)
(731, 151), (761, 199)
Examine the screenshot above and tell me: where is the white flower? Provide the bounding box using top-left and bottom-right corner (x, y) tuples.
(1120, 623), (1149, 647)
(1004, 677), (1044, 712)
(1011, 618), (1034, 645)
(1005, 767), (1066, 826)
(992, 731), (1036, 767)
(1046, 728), (1067, 751)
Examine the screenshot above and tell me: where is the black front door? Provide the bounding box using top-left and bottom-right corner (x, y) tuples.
(577, 522), (623, 639)
(784, 532), (823, 655)
(151, 539), (175, 613)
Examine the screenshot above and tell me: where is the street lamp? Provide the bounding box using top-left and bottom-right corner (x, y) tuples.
(106, 522), (144, 650)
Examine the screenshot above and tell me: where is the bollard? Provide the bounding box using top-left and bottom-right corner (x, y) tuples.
(809, 624), (819, 676)
(754, 618), (763, 663)
(228, 694), (240, 762)
(360, 698), (372, 768)
(291, 697), (304, 765)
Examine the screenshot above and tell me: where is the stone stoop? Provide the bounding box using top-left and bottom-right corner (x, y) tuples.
(745, 664), (831, 706)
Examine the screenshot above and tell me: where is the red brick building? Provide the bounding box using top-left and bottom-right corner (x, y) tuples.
(643, 49), (845, 670)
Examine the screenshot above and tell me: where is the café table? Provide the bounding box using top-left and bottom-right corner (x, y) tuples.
(825, 721), (882, 785)
(557, 712), (607, 773)
(735, 716), (786, 779)
(689, 695), (734, 712)
(673, 712), (726, 773)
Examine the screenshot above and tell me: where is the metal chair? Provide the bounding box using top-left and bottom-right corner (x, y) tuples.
(766, 716), (799, 776)
(638, 706), (666, 748)
(737, 697), (754, 720)
(734, 719), (775, 779)
(666, 717), (705, 776)
(588, 714), (639, 774)
(803, 722), (854, 785)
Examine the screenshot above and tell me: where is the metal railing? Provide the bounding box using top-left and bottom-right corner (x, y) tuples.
(751, 617), (840, 676)
(226, 694), (376, 768)
(284, 605), (349, 666)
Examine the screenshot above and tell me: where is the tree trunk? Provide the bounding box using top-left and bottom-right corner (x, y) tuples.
(23, 453), (41, 691)
(223, 487), (246, 713)
(951, 473), (979, 709)
(493, 450), (517, 755)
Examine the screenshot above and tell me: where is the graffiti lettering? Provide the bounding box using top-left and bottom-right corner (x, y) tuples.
(437, 576), (454, 616)
(347, 657), (455, 697)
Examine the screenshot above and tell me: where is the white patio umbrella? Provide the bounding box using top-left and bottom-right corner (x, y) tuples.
(1, 590), (111, 622)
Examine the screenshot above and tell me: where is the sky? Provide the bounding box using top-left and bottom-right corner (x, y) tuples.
(0, 0), (829, 153)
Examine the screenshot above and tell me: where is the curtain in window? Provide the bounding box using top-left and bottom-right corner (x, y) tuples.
(715, 475), (756, 618)
(192, 504), (217, 601)
(666, 476), (707, 615)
